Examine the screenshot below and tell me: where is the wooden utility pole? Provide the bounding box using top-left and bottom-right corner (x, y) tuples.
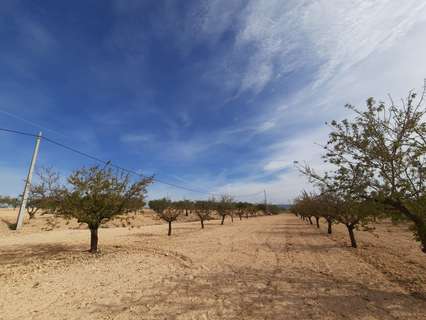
(15, 132), (42, 230)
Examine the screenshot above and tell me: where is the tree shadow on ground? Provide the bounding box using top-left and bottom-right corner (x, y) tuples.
(255, 230), (326, 237)
(0, 218), (16, 230)
(89, 266), (426, 320)
(0, 243), (124, 266)
(0, 244), (86, 266)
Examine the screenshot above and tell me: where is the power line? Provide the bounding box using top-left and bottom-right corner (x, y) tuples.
(43, 136), (214, 195)
(0, 109), (68, 138)
(0, 126), (265, 198)
(0, 127), (39, 138)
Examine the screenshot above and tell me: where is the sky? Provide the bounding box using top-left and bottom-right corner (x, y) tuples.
(1, 0), (426, 204)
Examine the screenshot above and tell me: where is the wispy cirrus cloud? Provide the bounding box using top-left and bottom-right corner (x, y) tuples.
(2, 1), (426, 204)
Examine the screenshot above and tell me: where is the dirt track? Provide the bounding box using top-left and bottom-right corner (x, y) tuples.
(1, 214), (425, 319)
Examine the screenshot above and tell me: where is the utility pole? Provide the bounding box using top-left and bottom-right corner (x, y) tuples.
(264, 189), (269, 215)
(15, 132), (42, 230)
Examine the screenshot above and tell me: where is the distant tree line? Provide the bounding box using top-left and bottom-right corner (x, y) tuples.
(0, 196), (19, 209)
(2, 165), (284, 253)
(148, 196), (283, 236)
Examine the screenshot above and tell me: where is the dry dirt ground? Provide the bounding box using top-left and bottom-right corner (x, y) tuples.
(1, 209), (425, 320)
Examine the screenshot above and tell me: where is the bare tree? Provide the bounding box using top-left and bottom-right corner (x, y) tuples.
(235, 202), (248, 220)
(179, 199), (193, 216)
(193, 200), (213, 229)
(25, 167), (60, 219)
(216, 195), (234, 225)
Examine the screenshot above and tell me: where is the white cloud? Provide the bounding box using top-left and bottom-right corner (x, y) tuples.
(200, 0), (426, 95)
(201, 1), (426, 203)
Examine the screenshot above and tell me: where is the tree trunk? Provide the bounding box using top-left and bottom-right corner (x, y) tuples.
(168, 221), (172, 236)
(327, 220), (332, 234)
(221, 215), (225, 225)
(402, 211), (426, 253)
(412, 218), (426, 253)
(239, 215), (242, 220)
(386, 199), (426, 253)
(315, 217), (320, 228)
(418, 225), (426, 253)
(346, 224), (357, 248)
(185, 209), (188, 216)
(308, 217), (313, 225)
(201, 219), (204, 229)
(89, 227), (98, 253)
(28, 208), (37, 219)
(231, 215), (234, 223)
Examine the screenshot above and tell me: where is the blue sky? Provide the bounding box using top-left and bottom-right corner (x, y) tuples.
(1, 0), (426, 203)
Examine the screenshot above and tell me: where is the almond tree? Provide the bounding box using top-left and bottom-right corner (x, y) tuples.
(216, 195), (234, 225)
(149, 199), (182, 235)
(45, 166), (152, 253)
(26, 167), (60, 219)
(317, 192), (337, 234)
(235, 202), (247, 220)
(324, 87), (426, 252)
(193, 200), (213, 229)
(302, 160), (382, 248)
(180, 199), (194, 216)
(292, 192), (319, 227)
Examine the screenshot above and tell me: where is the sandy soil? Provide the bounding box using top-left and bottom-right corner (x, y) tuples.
(0, 211), (425, 320)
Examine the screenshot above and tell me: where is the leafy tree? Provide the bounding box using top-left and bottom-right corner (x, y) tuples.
(148, 198), (169, 215)
(317, 192), (338, 234)
(45, 166), (152, 253)
(323, 87), (426, 252)
(127, 196), (146, 214)
(292, 191), (321, 228)
(149, 199), (182, 235)
(302, 157), (383, 248)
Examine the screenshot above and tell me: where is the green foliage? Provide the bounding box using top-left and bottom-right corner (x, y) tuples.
(43, 165), (153, 252)
(149, 198), (183, 235)
(298, 84), (426, 251)
(54, 166), (152, 228)
(323, 87), (426, 252)
(149, 198), (170, 215)
(0, 196), (19, 208)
